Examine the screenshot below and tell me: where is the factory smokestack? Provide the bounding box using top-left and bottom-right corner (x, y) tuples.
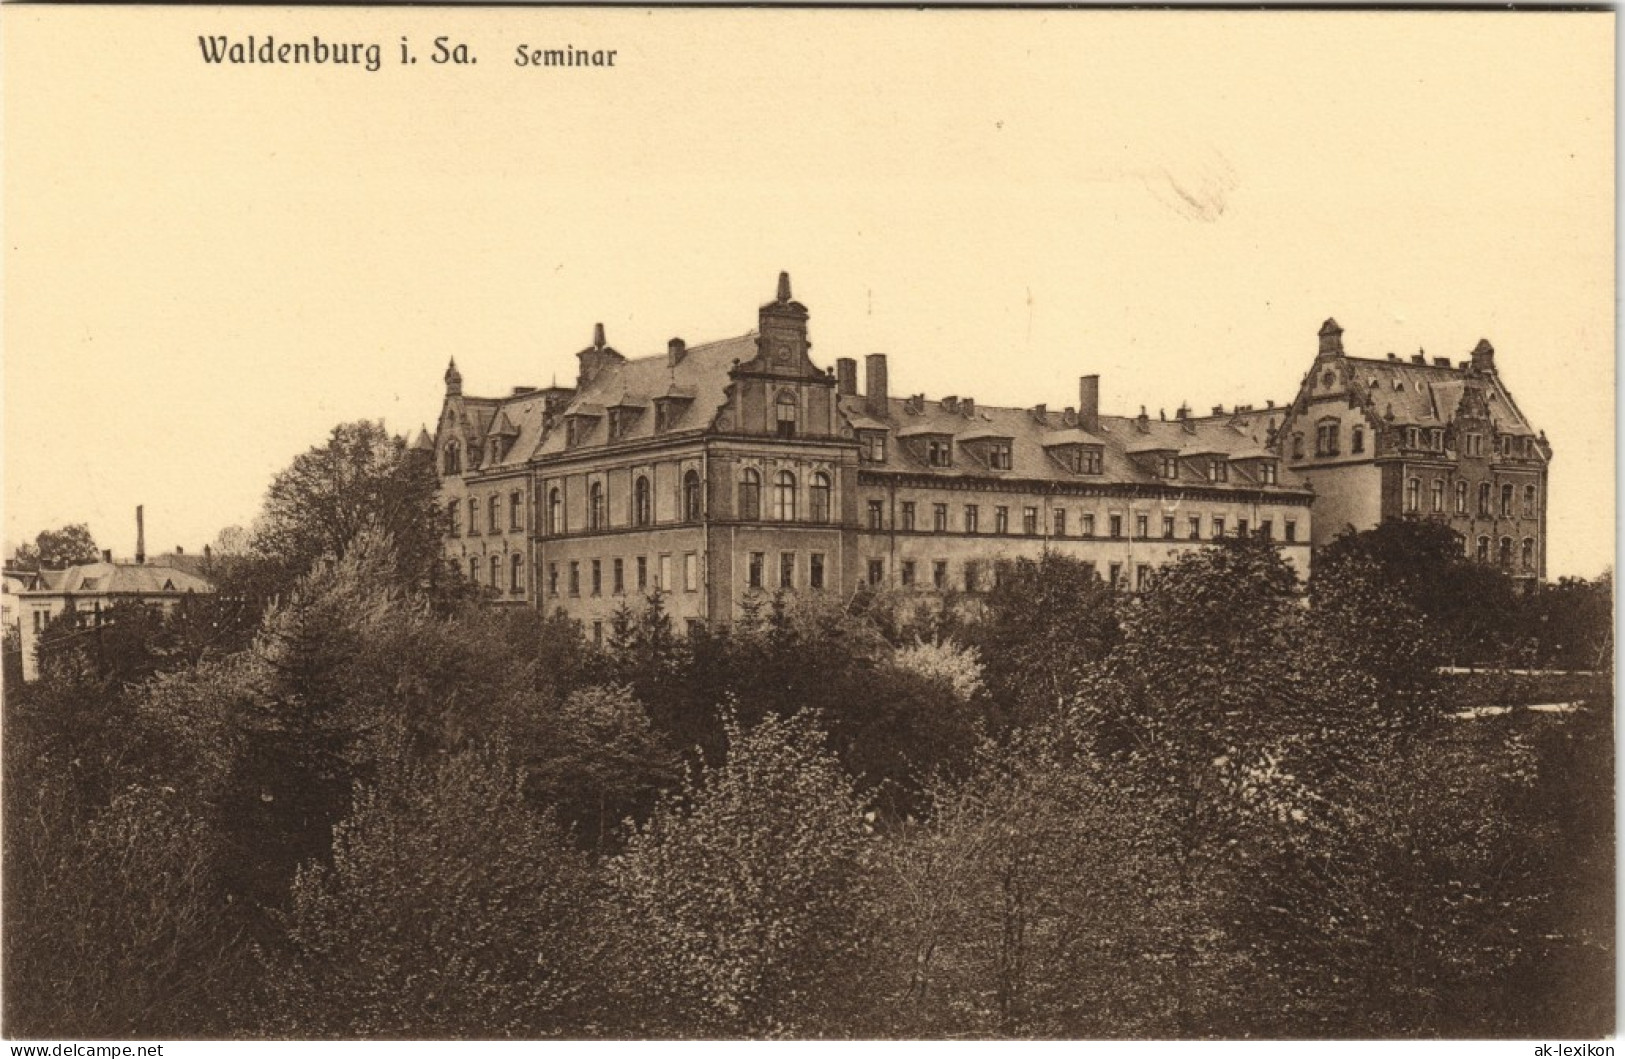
(135, 505), (145, 565)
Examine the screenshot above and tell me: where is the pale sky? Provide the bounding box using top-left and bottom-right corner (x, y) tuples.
(4, 9), (1614, 577)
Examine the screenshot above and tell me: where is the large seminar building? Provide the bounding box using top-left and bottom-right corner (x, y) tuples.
(429, 274), (1548, 632)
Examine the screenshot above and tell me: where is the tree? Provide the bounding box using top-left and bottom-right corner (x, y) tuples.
(605, 710), (870, 1037)
(259, 748), (601, 1038)
(250, 420), (445, 598)
(12, 523), (99, 571)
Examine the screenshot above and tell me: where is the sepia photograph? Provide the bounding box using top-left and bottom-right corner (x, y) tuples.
(1, 3), (1615, 1047)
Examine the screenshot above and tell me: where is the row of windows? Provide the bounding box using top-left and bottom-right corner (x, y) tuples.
(547, 554), (698, 597)
(460, 552), (525, 594)
(1472, 535), (1538, 571)
(1150, 455), (1277, 485)
(863, 556), (1158, 593)
(546, 469), (840, 535)
(1403, 478), (1538, 518)
(449, 491), (524, 537)
(1296, 422), (1538, 462)
(548, 471), (705, 535)
(864, 501), (1298, 543)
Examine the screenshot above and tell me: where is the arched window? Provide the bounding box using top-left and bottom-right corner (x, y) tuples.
(634, 476), (652, 526)
(1477, 482), (1492, 516)
(775, 391), (799, 438)
(468, 498), (480, 534)
(448, 500), (461, 536)
(1455, 480), (1468, 515)
(509, 491), (522, 531)
(1523, 484), (1537, 517)
(548, 488), (562, 535)
(1291, 433), (1304, 460)
(810, 472), (831, 523)
(443, 442), (461, 475)
(1521, 537), (1535, 570)
(1404, 477), (1420, 513)
(774, 471), (797, 521)
(738, 468), (761, 520)
(1476, 536), (1490, 562)
(683, 470), (702, 522)
(1351, 425), (1365, 454)
(488, 495), (500, 533)
(510, 552), (523, 592)
(1498, 536), (1513, 567)
(589, 482), (606, 531)
(1431, 478), (1445, 513)
(1500, 483), (1514, 517)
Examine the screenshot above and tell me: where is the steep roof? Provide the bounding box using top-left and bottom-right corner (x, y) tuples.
(840, 394), (1309, 495)
(1336, 356), (1536, 437)
(19, 561), (214, 597)
(532, 334), (758, 456)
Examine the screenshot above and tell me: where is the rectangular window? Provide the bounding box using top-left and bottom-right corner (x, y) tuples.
(1163, 515), (1175, 539)
(613, 557), (625, 594)
(810, 552), (825, 590)
(1023, 507), (1038, 535)
(1478, 482), (1492, 516)
(658, 554), (672, 591)
(995, 507), (1009, 534)
(1081, 560), (1097, 580)
(489, 496), (500, 534)
(1053, 510), (1067, 538)
(964, 561), (979, 592)
(568, 561), (580, 596)
(1259, 460), (1278, 485)
(932, 560), (947, 589)
(1405, 477), (1421, 513)
(1081, 513), (1096, 538)
(593, 621), (603, 645)
(749, 552), (764, 590)
(1431, 479), (1446, 513)
(1212, 516), (1226, 538)
(1500, 483), (1514, 517)
(510, 493), (522, 531)
(1109, 514), (1123, 539)
(867, 558), (884, 586)
(862, 433), (887, 462)
(901, 502), (916, 531)
(1159, 454), (1179, 479)
(1285, 520), (1298, 543)
(901, 560), (916, 586)
(1316, 422), (1340, 458)
(636, 556), (648, 592)
(989, 442), (1012, 470)
(1108, 562), (1122, 589)
(1188, 516), (1201, 540)
(591, 559), (602, 596)
(927, 439), (952, 467)
(468, 498), (480, 535)
(1208, 459), (1229, 483)
(1237, 518), (1249, 538)
(1135, 514), (1149, 539)
(1260, 519), (1273, 540)
(685, 552), (699, 592)
(548, 562), (559, 596)
(933, 503), (948, 532)
(1523, 485), (1537, 518)
(778, 552), (794, 590)
(965, 505), (980, 533)
(1136, 565), (1152, 592)
(868, 500), (884, 531)
(1466, 434), (1483, 458)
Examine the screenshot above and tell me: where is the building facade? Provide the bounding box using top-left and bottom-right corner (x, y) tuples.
(434, 274), (1343, 634)
(1273, 319), (1551, 581)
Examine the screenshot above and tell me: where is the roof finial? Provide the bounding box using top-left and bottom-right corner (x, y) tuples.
(593, 322), (606, 350)
(444, 357), (463, 396)
(777, 271), (792, 304)
(1318, 318), (1344, 358)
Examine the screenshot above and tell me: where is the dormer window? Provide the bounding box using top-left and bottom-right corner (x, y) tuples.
(442, 441), (461, 475)
(1258, 459), (1278, 485)
(927, 438), (952, 468)
(988, 441), (1012, 470)
(860, 432), (887, 462)
(1158, 454), (1179, 480)
(1207, 458), (1228, 483)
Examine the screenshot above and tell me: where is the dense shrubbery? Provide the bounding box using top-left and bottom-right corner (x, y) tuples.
(3, 453), (1613, 1040)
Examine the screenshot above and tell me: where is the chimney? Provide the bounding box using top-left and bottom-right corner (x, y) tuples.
(962, 397), (975, 417)
(1137, 406), (1150, 433)
(135, 505), (145, 565)
(1386, 352), (1399, 362)
(1176, 404), (1188, 420)
(1032, 403), (1047, 425)
(836, 357), (858, 396)
(1266, 399), (1275, 408)
(101, 549), (112, 564)
(942, 396), (959, 414)
(668, 337), (687, 368)
(1470, 339), (1496, 374)
(1433, 357), (1452, 368)
(176, 545), (184, 555)
(1078, 375), (1100, 434)
(1318, 318), (1345, 358)
(1211, 405), (1224, 416)
(204, 544), (212, 560)
(1410, 352), (1426, 365)
(865, 354), (889, 417)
